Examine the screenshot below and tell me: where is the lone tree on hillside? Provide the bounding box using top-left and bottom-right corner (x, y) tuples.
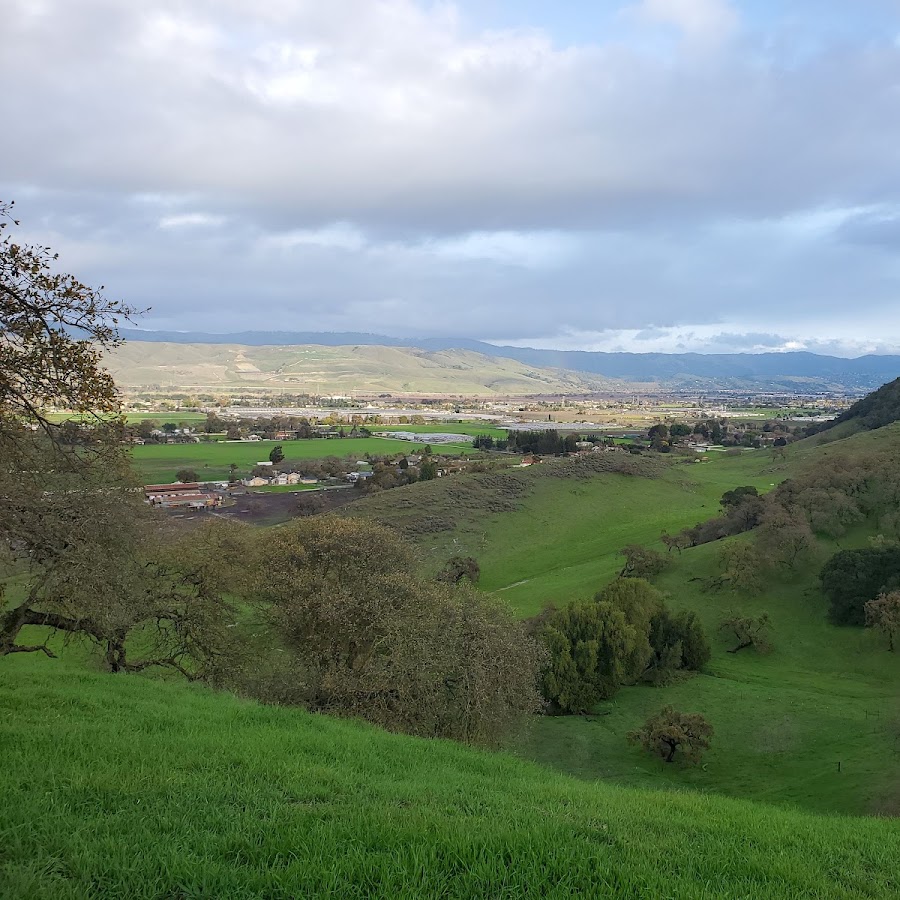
(865, 592), (900, 651)
(437, 555), (481, 585)
(628, 706), (713, 764)
(1, 198), (134, 656)
(755, 506), (815, 570)
(718, 612), (772, 654)
(176, 468), (198, 483)
(619, 544), (669, 580)
(713, 543), (765, 594)
(269, 445), (284, 464)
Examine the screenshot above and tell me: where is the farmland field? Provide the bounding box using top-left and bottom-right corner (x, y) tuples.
(46, 411), (210, 425)
(131, 436), (475, 483)
(373, 423), (509, 438)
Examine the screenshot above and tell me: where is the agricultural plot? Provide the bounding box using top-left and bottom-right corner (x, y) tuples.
(131, 436), (474, 483)
(373, 423), (509, 438)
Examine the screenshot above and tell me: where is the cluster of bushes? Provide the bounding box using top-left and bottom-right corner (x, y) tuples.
(670, 448), (900, 565)
(821, 547), (900, 626)
(2, 511), (545, 747)
(665, 485), (767, 551)
(534, 578), (710, 714)
(663, 445), (900, 645)
(246, 519), (544, 745)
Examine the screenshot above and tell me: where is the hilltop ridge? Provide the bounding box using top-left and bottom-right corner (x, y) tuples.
(817, 376), (900, 434)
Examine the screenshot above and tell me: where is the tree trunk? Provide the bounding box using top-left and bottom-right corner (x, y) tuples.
(0, 601), (32, 655)
(664, 739), (678, 762)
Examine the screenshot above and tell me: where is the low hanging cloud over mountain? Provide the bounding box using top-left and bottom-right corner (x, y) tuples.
(3, 0), (900, 353)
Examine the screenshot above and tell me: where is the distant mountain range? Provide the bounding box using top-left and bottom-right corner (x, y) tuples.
(116, 329), (900, 393)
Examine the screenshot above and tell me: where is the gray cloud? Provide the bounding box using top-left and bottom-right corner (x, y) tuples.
(3, 1), (900, 350)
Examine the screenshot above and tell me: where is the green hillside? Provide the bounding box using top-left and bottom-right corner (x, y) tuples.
(349, 449), (784, 616)
(103, 341), (621, 395)
(349, 428), (900, 814)
(816, 376), (900, 436)
(3, 653), (900, 899)
(5, 416), (900, 897)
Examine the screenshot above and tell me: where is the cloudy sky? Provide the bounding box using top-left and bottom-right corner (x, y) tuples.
(4, 0), (900, 355)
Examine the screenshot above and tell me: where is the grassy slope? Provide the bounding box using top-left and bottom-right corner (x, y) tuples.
(353, 449), (781, 617)
(3, 652), (900, 899)
(350, 428), (900, 814)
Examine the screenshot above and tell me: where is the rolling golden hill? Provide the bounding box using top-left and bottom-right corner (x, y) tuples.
(104, 341), (623, 395)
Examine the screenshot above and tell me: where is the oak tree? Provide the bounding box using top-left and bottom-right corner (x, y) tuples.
(628, 706), (713, 764)
(718, 612), (772, 654)
(865, 592), (900, 652)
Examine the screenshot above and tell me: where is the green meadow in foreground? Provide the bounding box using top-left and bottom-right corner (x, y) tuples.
(3, 653), (900, 899)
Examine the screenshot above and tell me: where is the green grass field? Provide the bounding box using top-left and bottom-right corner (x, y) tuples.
(348, 430), (900, 815)
(3, 652), (900, 899)
(46, 411), (210, 425)
(131, 437), (474, 483)
(352, 449), (781, 616)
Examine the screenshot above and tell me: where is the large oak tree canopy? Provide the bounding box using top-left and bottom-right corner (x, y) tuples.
(0, 200), (136, 442)
(0, 201), (241, 676)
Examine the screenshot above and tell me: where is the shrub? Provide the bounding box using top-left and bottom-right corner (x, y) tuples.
(646, 609), (711, 682)
(437, 556), (481, 585)
(249, 518), (543, 744)
(540, 602), (642, 712)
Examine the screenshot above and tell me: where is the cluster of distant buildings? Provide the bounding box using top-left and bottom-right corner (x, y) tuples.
(144, 483), (223, 509)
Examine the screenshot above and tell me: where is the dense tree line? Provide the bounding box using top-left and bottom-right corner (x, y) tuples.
(505, 429), (581, 455)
